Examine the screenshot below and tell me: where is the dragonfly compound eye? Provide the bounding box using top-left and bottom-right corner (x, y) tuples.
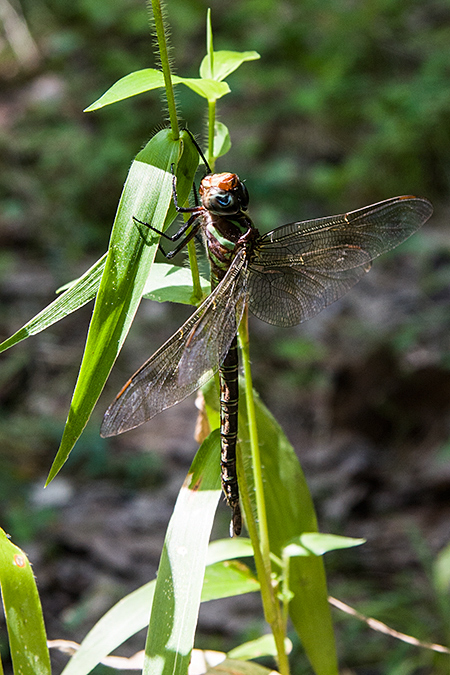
(208, 190), (239, 214)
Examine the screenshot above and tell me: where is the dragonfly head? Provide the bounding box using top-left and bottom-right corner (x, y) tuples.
(200, 172), (249, 215)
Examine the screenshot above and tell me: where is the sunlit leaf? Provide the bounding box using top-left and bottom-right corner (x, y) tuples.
(0, 254), (106, 354)
(204, 381), (339, 675)
(200, 50), (260, 82)
(143, 262), (210, 304)
(0, 529), (51, 675)
(173, 75), (229, 101)
(213, 121), (231, 158)
(59, 534), (258, 673)
(143, 430), (222, 674)
(85, 69), (229, 111)
(283, 533), (365, 558)
(47, 129), (199, 484)
(84, 69), (165, 111)
(228, 634), (292, 661)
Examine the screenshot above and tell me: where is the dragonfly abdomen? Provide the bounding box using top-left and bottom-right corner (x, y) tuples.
(219, 335), (241, 536)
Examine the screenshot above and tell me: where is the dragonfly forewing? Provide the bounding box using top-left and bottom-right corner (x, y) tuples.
(247, 196), (432, 327)
(101, 249), (249, 437)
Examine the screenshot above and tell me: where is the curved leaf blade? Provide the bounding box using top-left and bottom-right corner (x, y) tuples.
(143, 430), (222, 674)
(283, 533), (366, 558)
(0, 529), (51, 675)
(172, 75), (229, 101)
(237, 389), (338, 675)
(47, 129), (199, 484)
(84, 69), (165, 111)
(0, 254), (106, 354)
(202, 381), (339, 675)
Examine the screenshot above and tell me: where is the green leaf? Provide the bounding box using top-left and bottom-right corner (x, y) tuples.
(238, 393), (338, 675)
(228, 634), (292, 661)
(0, 254), (106, 354)
(143, 262), (210, 304)
(200, 50), (260, 82)
(173, 75), (229, 101)
(202, 560), (259, 601)
(206, 660), (278, 675)
(283, 533), (366, 558)
(84, 69), (165, 110)
(213, 121), (231, 158)
(60, 535), (259, 675)
(206, 537), (254, 564)
(85, 69), (229, 111)
(143, 430), (222, 674)
(0, 529), (51, 675)
(204, 381), (338, 675)
(46, 129), (199, 485)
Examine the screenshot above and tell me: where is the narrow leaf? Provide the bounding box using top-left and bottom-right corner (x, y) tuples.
(238, 390), (338, 675)
(199, 50), (260, 82)
(283, 533), (366, 558)
(47, 129), (199, 484)
(0, 254), (106, 354)
(228, 634), (292, 662)
(241, 393), (337, 675)
(60, 540), (258, 675)
(0, 529), (51, 675)
(204, 381), (338, 675)
(143, 430), (222, 675)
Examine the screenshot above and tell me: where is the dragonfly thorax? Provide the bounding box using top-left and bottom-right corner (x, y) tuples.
(200, 172), (249, 215)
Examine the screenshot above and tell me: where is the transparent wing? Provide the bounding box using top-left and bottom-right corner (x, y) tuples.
(248, 196), (432, 326)
(101, 249), (248, 437)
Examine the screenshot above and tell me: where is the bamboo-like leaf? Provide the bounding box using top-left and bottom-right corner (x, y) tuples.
(46, 129), (199, 484)
(60, 540), (258, 675)
(143, 430), (222, 674)
(0, 529), (51, 675)
(85, 69), (229, 111)
(0, 254), (106, 354)
(237, 389), (338, 675)
(204, 381), (338, 675)
(283, 533), (365, 558)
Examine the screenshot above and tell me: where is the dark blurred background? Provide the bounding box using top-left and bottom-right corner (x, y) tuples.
(0, 1), (449, 673)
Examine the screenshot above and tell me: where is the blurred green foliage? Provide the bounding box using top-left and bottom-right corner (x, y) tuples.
(2, 0), (449, 276)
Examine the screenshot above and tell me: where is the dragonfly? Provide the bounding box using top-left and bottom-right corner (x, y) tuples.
(101, 147), (432, 536)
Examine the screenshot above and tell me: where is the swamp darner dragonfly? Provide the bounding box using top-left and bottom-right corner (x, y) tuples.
(101, 158), (432, 536)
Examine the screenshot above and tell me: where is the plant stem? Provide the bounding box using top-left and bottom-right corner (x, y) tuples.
(207, 100), (216, 171)
(151, 0), (179, 139)
(238, 312), (291, 675)
(187, 238), (203, 304)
